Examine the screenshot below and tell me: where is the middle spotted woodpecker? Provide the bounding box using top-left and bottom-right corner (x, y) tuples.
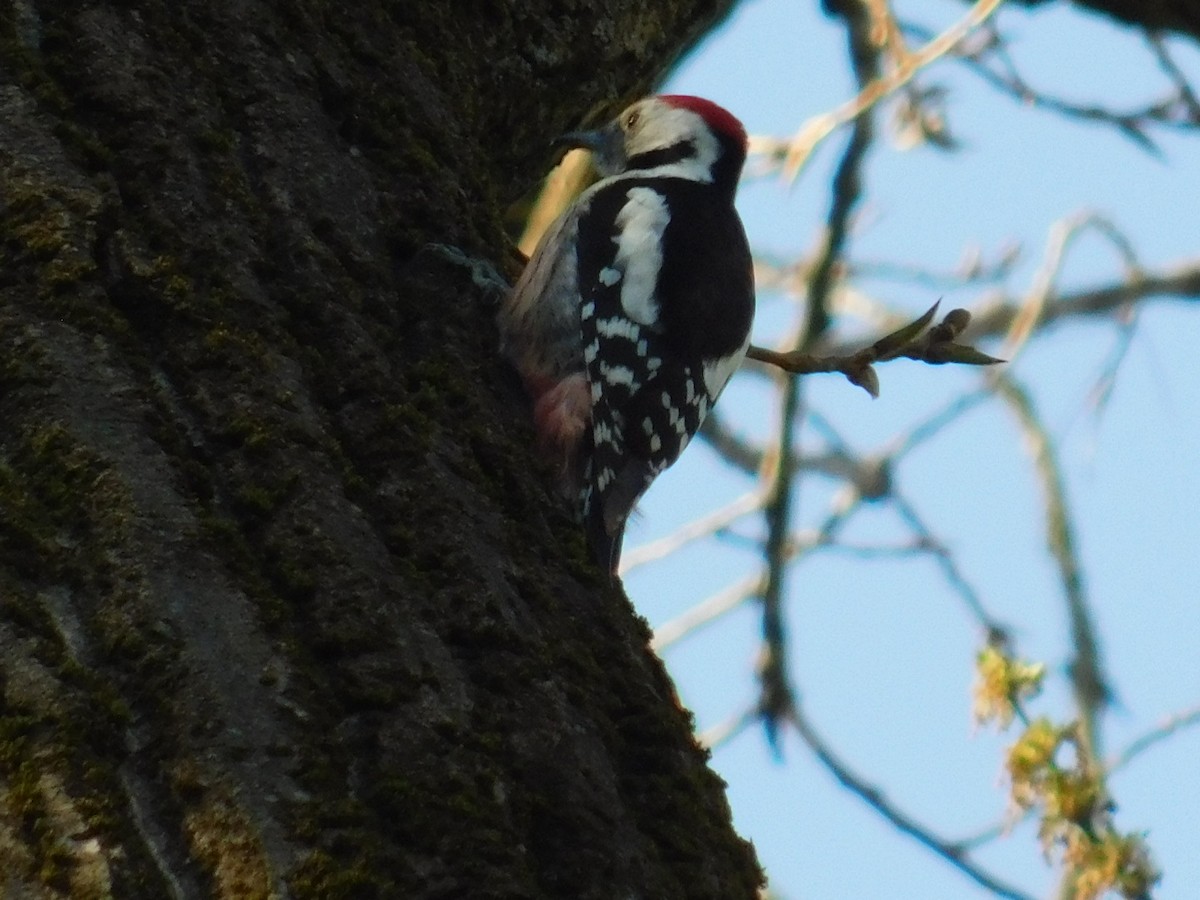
(500, 95), (755, 576)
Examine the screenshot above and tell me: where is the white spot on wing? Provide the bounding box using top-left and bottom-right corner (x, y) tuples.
(600, 363), (635, 386)
(596, 317), (640, 341)
(599, 267), (621, 286)
(612, 188), (669, 326)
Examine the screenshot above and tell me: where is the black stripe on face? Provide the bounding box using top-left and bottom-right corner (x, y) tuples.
(625, 141), (697, 172)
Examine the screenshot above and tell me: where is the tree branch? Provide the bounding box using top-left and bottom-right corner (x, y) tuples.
(785, 698), (1039, 900)
(806, 257), (1200, 364)
(994, 375), (1111, 762)
(748, 302), (1002, 398)
(1108, 704), (1200, 774)
(751, 0), (1007, 180)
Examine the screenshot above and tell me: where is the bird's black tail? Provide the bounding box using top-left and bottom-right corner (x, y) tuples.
(584, 498), (625, 579)
(582, 461), (652, 580)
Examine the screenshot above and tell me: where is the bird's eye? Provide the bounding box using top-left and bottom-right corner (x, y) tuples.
(624, 110), (640, 131)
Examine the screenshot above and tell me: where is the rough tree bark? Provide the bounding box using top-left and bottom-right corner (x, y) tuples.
(0, 2), (762, 898)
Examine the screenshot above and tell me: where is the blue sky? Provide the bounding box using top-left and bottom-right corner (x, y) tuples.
(621, 1), (1200, 897)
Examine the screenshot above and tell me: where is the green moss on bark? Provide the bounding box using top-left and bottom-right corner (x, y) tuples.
(1, 1), (761, 896)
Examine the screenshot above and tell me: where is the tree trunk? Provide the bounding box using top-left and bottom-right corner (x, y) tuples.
(0, 1), (761, 897)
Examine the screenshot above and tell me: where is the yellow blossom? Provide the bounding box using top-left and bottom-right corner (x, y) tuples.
(972, 644), (1045, 728)
(1005, 717), (1062, 809)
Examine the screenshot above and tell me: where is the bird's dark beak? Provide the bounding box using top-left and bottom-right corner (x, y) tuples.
(553, 122), (626, 177)
(553, 129), (605, 152)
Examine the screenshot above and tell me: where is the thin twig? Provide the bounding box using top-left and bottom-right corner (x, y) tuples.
(620, 489), (766, 573)
(892, 494), (1009, 639)
(1107, 704), (1200, 775)
(698, 411), (766, 476)
(886, 388), (992, 458)
(651, 574), (764, 651)
(786, 698), (1038, 900)
(973, 259), (1200, 338)
(848, 242), (1021, 289)
(905, 17), (1200, 152)
(817, 536), (938, 557)
(1080, 307), (1139, 424)
(652, 506), (859, 653)
(1000, 212), (1141, 364)
(698, 706), (760, 751)
(951, 809), (1033, 853)
(749, 302), (1001, 398)
(1146, 31), (1200, 122)
(754, 0), (885, 753)
(750, 0), (1007, 180)
(994, 374), (1110, 762)
(808, 258), (1200, 364)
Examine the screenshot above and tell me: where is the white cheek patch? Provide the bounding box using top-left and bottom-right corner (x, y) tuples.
(624, 105), (720, 183)
(611, 187), (669, 326)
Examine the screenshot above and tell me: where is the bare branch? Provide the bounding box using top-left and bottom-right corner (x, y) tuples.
(753, 0), (888, 753)
(891, 495), (1011, 640)
(698, 706), (760, 752)
(748, 303), (1002, 398)
(808, 257), (1200, 364)
(698, 411), (766, 476)
(999, 212), (1141, 364)
(994, 375), (1111, 762)
(886, 388), (993, 458)
(1108, 704), (1200, 775)
(968, 259), (1200, 340)
(750, 0), (1007, 181)
(903, 17), (1200, 152)
(620, 489), (766, 574)
(952, 809), (1034, 853)
(1146, 31), (1200, 123)
(651, 574), (764, 651)
(848, 241), (1021, 289)
(785, 698), (1039, 900)
(650, 496), (867, 651)
(1080, 308), (1139, 423)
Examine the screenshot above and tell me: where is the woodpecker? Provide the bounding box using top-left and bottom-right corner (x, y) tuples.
(500, 95), (755, 575)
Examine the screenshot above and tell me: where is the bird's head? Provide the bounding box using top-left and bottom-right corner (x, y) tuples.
(558, 95), (748, 188)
